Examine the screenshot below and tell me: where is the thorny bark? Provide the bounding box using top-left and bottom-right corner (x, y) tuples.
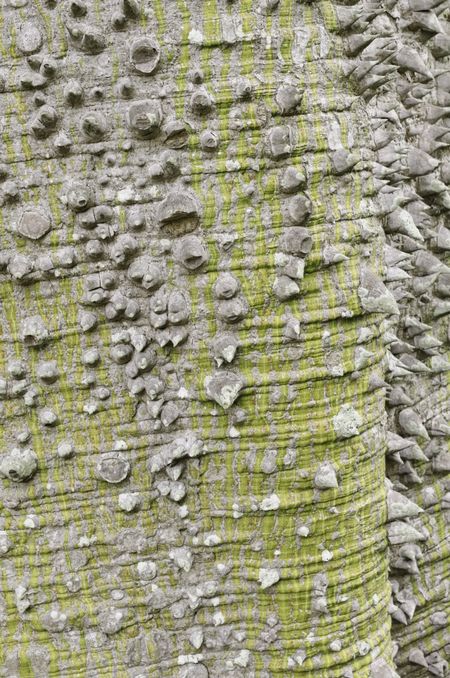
(0, 1), (448, 677)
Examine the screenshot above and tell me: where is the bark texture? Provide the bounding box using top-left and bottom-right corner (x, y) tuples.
(335, 2), (450, 676)
(0, 1), (447, 677)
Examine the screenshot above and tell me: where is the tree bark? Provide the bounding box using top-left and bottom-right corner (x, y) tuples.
(0, 1), (448, 677)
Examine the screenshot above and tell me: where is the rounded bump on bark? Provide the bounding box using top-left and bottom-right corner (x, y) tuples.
(17, 21), (43, 54)
(37, 360), (59, 384)
(66, 182), (93, 213)
(29, 105), (58, 139)
(126, 100), (162, 138)
(160, 401), (180, 428)
(127, 206), (146, 231)
(40, 608), (68, 633)
(258, 567), (280, 589)
(39, 407), (59, 426)
(275, 83), (302, 115)
(85, 239), (104, 261)
(54, 130), (73, 153)
(0, 448), (38, 482)
(168, 290), (190, 325)
(163, 119), (191, 149)
(69, 0), (87, 16)
(273, 275), (300, 301)
(8, 253), (34, 281)
(66, 23), (107, 54)
(159, 151), (180, 180)
(204, 370), (245, 409)
(0, 531), (12, 554)
(190, 87), (215, 114)
(157, 191), (201, 236)
(80, 112), (109, 141)
(145, 376), (165, 400)
(55, 245), (77, 268)
(211, 333), (239, 366)
(169, 545), (193, 572)
(267, 125), (295, 159)
(63, 79), (84, 106)
(213, 273), (240, 299)
(391, 543), (422, 574)
(261, 0), (280, 11)
(125, 347), (157, 378)
(217, 297), (248, 323)
(109, 289), (128, 314)
(130, 37), (160, 75)
(333, 405), (362, 439)
(149, 287), (168, 324)
(78, 310), (98, 333)
(110, 343), (133, 365)
(199, 129), (219, 151)
(2, 181), (20, 204)
(275, 253), (304, 284)
(57, 440), (74, 459)
(118, 492), (141, 512)
(17, 209), (51, 240)
(112, 329), (131, 345)
(116, 76), (134, 100)
(8, 359), (26, 379)
(24, 386), (39, 408)
(110, 234), (139, 267)
(38, 58), (56, 82)
(98, 607), (128, 634)
(283, 316), (301, 341)
(426, 653), (448, 677)
(122, 0), (140, 18)
(314, 462), (338, 490)
(235, 77), (253, 101)
(111, 11), (127, 31)
(280, 166), (306, 194)
(279, 227), (312, 257)
(22, 315), (49, 347)
(287, 194), (312, 226)
(174, 235), (209, 271)
(81, 347), (100, 367)
(96, 453), (130, 484)
(137, 560), (157, 580)
(190, 67), (204, 84)
(127, 256), (165, 290)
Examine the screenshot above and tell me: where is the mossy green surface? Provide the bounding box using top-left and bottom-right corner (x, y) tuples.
(0, 1), (400, 676)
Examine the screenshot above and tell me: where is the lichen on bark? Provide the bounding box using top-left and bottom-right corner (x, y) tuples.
(0, 1), (448, 677)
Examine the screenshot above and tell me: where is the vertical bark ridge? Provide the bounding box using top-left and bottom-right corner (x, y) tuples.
(0, 1), (412, 676)
(335, 1), (450, 676)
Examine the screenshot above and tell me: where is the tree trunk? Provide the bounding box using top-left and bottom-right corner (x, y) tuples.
(0, 1), (448, 677)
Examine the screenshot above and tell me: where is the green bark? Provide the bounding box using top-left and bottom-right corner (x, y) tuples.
(0, 1), (448, 677)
